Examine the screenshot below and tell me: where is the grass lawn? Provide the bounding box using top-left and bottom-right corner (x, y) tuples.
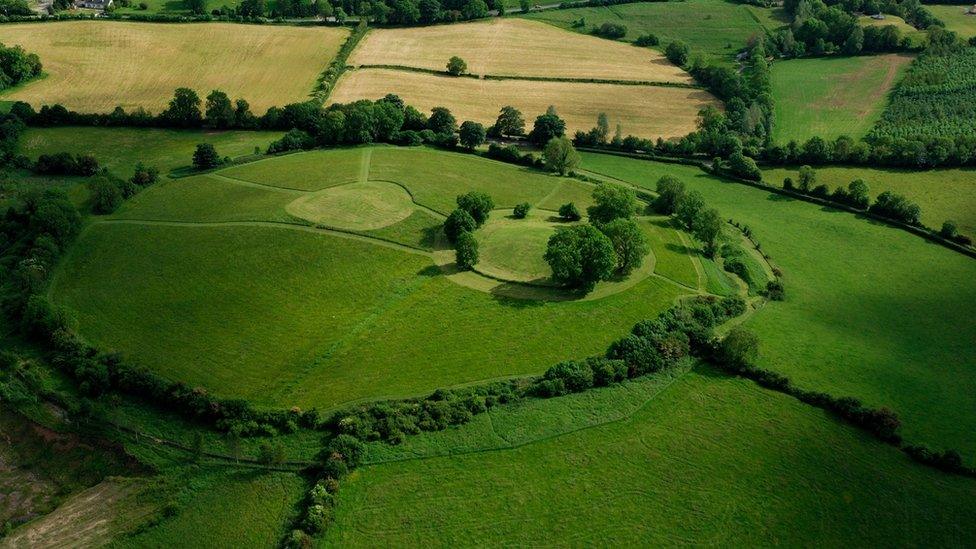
(326, 367), (976, 546)
(50, 147), (713, 410)
(0, 22), (347, 112)
(118, 469), (305, 548)
(580, 152), (976, 457)
(350, 19), (691, 83)
(17, 127), (281, 176)
(330, 68), (716, 140)
(762, 165), (976, 235)
(771, 54), (913, 143)
(523, 0), (769, 64)
(920, 5), (976, 38)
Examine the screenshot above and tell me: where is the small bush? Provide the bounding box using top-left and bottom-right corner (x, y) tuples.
(634, 33), (659, 47)
(558, 202), (581, 221)
(513, 203), (531, 219)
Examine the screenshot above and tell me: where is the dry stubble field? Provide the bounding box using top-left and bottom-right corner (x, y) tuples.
(329, 68), (715, 138)
(348, 18), (692, 83)
(0, 21), (348, 112)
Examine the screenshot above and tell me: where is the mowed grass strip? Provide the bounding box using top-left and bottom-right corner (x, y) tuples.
(926, 5), (976, 38)
(330, 69), (716, 139)
(219, 148), (368, 191)
(523, 0), (768, 64)
(349, 18), (692, 83)
(286, 181), (416, 230)
(762, 165), (976, 235)
(0, 22), (347, 112)
(17, 127), (282, 176)
(771, 54), (913, 143)
(581, 152), (976, 456)
(326, 369), (976, 546)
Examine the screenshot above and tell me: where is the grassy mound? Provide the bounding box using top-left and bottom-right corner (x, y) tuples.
(286, 181), (416, 230)
(474, 211), (570, 283)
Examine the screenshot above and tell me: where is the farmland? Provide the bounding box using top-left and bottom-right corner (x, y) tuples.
(327, 367), (976, 546)
(349, 19), (692, 83)
(329, 69), (715, 139)
(580, 152), (976, 456)
(49, 147), (717, 410)
(762, 165), (976, 235)
(771, 54), (913, 143)
(0, 22), (347, 112)
(523, 0), (769, 63)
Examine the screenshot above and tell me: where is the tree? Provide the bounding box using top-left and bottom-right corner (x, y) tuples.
(419, 0), (441, 23)
(717, 327), (760, 368)
(940, 220), (959, 239)
(458, 120), (486, 149)
(675, 190), (705, 230)
(587, 183), (638, 225)
(131, 163), (160, 187)
(600, 218), (649, 274)
(234, 99), (256, 128)
(184, 0), (205, 13)
(456, 191), (494, 226)
(847, 179), (870, 209)
(726, 151), (761, 181)
(446, 56), (468, 76)
(544, 224), (616, 292)
(797, 165), (816, 192)
(594, 113), (610, 144)
(558, 202), (581, 221)
(528, 109), (566, 145)
(162, 88), (202, 128)
(443, 208), (477, 243)
(461, 0), (488, 19)
(665, 40), (690, 66)
(692, 208), (723, 258)
(205, 90), (235, 129)
(513, 203), (531, 219)
(455, 230), (479, 270)
(428, 107), (457, 135)
(542, 136), (580, 175)
(653, 175), (685, 214)
(88, 177), (122, 215)
(192, 143), (221, 170)
(493, 106), (525, 137)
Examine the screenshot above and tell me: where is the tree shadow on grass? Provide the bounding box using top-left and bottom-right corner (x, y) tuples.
(421, 226), (449, 251)
(766, 192), (796, 202)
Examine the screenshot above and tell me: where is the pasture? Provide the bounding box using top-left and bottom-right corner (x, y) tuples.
(580, 152), (976, 456)
(17, 127), (281, 176)
(763, 165), (976, 235)
(523, 0), (769, 63)
(770, 54), (913, 143)
(349, 19), (692, 83)
(924, 5), (976, 38)
(327, 367), (976, 545)
(0, 22), (347, 112)
(329, 68), (716, 139)
(50, 147), (724, 410)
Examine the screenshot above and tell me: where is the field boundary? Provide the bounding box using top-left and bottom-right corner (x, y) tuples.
(351, 64), (702, 88)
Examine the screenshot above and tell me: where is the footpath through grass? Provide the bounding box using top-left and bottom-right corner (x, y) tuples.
(327, 367), (976, 546)
(580, 152), (976, 457)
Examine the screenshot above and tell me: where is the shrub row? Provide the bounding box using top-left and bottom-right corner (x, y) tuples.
(313, 20), (367, 102)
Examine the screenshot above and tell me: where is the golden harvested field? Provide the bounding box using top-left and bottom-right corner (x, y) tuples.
(0, 21), (348, 112)
(329, 68), (714, 139)
(348, 18), (692, 83)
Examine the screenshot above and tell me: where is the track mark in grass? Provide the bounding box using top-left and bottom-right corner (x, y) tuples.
(674, 228), (706, 292)
(359, 147), (372, 183)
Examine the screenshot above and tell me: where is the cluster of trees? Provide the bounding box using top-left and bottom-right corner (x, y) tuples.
(88, 164), (160, 214)
(287, 435), (364, 546)
(544, 183), (649, 291)
(654, 176), (723, 257)
(444, 191), (493, 270)
(0, 42), (42, 90)
(33, 152), (100, 177)
(770, 0), (919, 58)
(0, 0), (34, 16)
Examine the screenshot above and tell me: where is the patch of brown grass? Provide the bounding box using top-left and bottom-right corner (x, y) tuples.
(0, 21), (348, 112)
(349, 19), (691, 83)
(329, 68), (715, 139)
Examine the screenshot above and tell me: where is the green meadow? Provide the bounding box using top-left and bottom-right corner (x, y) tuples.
(327, 366), (976, 546)
(580, 152), (976, 456)
(523, 0), (768, 63)
(763, 165), (976, 235)
(926, 5), (976, 38)
(50, 148), (728, 411)
(770, 54), (913, 143)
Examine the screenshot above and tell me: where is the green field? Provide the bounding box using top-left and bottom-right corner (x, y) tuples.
(50, 148), (726, 411)
(763, 165), (976, 235)
(17, 127), (282, 177)
(926, 5), (976, 38)
(522, 0), (768, 64)
(771, 54), (913, 143)
(327, 366), (976, 545)
(580, 153), (976, 456)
